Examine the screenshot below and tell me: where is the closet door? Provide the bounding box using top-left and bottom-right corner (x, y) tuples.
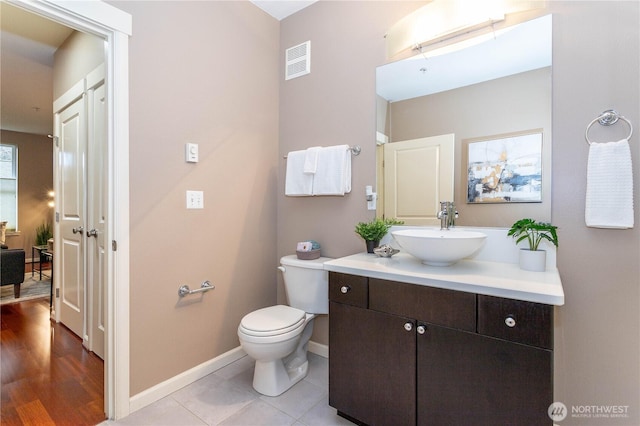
(57, 93), (87, 339)
(87, 74), (107, 359)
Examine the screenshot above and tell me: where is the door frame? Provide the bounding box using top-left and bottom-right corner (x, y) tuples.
(8, 0), (132, 420)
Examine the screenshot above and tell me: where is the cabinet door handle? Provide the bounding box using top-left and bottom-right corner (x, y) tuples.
(404, 322), (413, 332)
(416, 325), (426, 335)
(340, 285), (350, 294)
(87, 228), (98, 238)
(505, 316), (516, 328)
(72, 226), (84, 235)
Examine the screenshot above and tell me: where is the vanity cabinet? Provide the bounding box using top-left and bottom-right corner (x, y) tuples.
(328, 272), (553, 426)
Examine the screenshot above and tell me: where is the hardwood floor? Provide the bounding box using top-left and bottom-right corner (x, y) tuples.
(1, 298), (105, 425)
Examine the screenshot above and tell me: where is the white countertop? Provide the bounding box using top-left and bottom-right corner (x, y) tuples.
(324, 252), (564, 306)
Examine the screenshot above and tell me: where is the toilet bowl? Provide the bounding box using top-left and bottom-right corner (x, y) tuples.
(237, 255), (331, 396)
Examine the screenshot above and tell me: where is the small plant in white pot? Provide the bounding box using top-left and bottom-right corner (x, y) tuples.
(507, 218), (558, 272)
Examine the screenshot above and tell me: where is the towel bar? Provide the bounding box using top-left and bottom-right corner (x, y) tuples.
(284, 144), (361, 159)
(585, 109), (633, 144)
(178, 280), (214, 297)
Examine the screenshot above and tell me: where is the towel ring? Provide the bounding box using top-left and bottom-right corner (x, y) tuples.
(585, 109), (633, 145)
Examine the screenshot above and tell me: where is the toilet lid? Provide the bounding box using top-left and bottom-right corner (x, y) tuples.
(240, 305), (306, 337)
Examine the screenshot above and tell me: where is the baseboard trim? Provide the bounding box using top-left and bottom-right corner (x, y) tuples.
(129, 346), (246, 413)
(308, 340), (328, 358)
(129, 340), (328, 414)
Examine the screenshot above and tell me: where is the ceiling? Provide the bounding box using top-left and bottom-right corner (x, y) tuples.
(251, 0), (317, 20)
(0, 2), (73, 135)
(0, 1), (316, 136)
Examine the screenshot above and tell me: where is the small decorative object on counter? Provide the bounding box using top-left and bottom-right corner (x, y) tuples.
(373, 244), (400, 258)
(355, 217), (404, 253)
(507, 218), (558, 272)
(296, 240), (321, 260)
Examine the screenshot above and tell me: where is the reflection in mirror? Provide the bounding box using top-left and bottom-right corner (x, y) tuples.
(376, 15), (552, 227)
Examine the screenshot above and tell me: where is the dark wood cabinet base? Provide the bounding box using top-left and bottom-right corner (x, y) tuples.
(329, 272), (554, 426)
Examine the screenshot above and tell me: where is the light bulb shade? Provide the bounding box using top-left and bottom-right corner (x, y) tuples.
(386, 0), (546, 58)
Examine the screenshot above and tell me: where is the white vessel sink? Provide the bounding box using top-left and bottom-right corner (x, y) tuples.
(391, 228), (487, 266)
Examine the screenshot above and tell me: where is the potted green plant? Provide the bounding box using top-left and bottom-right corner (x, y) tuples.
(35, 222), (53, 246)
(355, 218), (403, 253)
(35, 222), (53, 263)
(507, 218), (558, 271)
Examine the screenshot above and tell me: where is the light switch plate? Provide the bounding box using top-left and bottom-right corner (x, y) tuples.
(185, 143), (198, 163)
(186, 190), (204, 209)
(367, 193), (377, 211)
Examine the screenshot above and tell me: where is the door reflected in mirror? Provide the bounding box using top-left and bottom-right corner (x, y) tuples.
(376, 14), (552, 227)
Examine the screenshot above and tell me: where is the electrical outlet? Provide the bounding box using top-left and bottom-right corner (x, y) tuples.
(186, 190), (204, 209)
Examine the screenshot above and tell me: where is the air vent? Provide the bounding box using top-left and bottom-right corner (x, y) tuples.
(285, 40), (310, 80)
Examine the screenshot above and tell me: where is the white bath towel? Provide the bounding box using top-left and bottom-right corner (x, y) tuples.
(285, 150), (314, 196)
(585, 139), (634, 228)
(312, 145), (352, 196)
(303, 146), (321, 174)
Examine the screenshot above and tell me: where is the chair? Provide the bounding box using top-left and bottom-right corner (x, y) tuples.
(1, 247), (26, 298)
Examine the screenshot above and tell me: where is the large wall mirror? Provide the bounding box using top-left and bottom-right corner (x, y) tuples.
(376, 15), (552, 227)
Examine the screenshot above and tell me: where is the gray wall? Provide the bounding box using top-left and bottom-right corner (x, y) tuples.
(278, 0), (427, 350)
(53, 31), (104, 99)
(279, 1), (639, 424)
(111, 0), (280, 395)
(552, 2), (639, 423)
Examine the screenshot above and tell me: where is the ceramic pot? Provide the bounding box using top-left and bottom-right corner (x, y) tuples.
(365, 240), (380, 254)
(519, 249), (546, 272)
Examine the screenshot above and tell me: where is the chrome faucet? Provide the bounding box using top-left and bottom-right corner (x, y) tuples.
(437, 201), (458, 230)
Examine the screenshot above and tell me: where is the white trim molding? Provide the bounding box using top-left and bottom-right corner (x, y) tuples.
(129, 342), (328, 414)
(129, 347), (247, 413)
(9, 0), (132, 420)
(308, 340), (328, 358)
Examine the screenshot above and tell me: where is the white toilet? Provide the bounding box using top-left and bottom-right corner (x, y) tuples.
(237, 255), (331, 397)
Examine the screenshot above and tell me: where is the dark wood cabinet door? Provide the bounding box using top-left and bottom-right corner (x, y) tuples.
(329, 301), (417, 426)
(417, 323), (553, 426)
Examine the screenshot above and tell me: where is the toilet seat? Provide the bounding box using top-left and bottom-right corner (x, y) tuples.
(240, 305), (306, 337)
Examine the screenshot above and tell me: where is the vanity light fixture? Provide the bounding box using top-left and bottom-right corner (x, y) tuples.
(386, 0), (546, 58)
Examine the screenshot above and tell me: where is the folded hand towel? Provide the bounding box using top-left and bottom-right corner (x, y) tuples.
(585, 139), (634, 228)
(285, 150), (314, 196)
(312, 145), (352, 196)
(303, 147), (321, 174)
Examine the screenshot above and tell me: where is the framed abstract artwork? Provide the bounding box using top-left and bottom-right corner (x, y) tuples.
(466, 131), (543, 203)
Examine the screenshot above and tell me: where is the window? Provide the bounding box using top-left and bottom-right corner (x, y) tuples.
(0, 144), (18, 230)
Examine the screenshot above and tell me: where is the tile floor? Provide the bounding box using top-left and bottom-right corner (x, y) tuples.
(102, 353), (355, 426)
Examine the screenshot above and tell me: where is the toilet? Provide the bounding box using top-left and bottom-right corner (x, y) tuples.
(237, 255), (331, 396)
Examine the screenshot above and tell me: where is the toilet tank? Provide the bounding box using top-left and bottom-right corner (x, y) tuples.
(279, 255), (332, 314)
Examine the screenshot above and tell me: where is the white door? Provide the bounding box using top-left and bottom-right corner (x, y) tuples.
(383, 135), (455, 226)
(87, 76), (106, 359)
(57, 94), (87, 339)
